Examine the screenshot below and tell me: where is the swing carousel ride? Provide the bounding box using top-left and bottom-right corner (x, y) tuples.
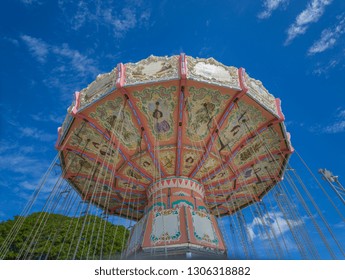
(1, 54), (344, 260)
(54, 54), (293, 259)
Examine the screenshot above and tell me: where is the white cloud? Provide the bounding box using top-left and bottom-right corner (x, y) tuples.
(308, 15), (345, 55)
(312, 108), (345, 134)
(19, 175), (59, 193)
(0, 137), (60, 220)
(313, 59), (339, 75)
(323, 120), (345, 133)
(19, 127), (56, 142)
(258, 0), (289, 19)
(112, 8), (137, 37)
(71, 0), (89, 30)
(30, 112), (64, 124)
(285, 0), (333, 45)
(21, 35), (98, 77)
(0, 153), (43, 176)
(246, 210), (303, 241)
(51, 43), (99, 77)
(65, 0), (151, 38)
(20, 35), (99, 95)
(21, 35), (49, 63)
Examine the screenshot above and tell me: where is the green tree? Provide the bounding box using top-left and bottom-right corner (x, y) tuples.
(0, 212), (129, 260)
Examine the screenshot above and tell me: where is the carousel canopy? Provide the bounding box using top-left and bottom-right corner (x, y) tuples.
(56, 54), (293, 221)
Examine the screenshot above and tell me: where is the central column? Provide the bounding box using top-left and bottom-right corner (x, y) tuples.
(125, 177), (227, 259)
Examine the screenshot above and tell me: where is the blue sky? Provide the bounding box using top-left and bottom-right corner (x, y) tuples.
(0, 0), (344, 258)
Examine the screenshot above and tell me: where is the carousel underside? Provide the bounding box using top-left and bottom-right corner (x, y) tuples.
(56, 54), (293, 258)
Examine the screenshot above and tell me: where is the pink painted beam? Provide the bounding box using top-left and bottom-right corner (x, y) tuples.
(199, 94), (287, 183)
(55, 127), (63, 150)
(65, 173), (146, 195)
(205, 176), (278, 196)
(64, 171), (147, 192)
(175, 53), (187, 176)
(62, 149), (149, 189)
(72, 91), (81, 115)
(203, 149), (286, 189)
(69, 107), (153, 182)
(188, 68), (249, 178)
(200, 118), (284, 183)
(116, 63), (166, 177)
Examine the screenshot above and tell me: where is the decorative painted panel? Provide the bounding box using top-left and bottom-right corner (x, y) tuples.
(133, 86), (177, 141)
(117, 178), (146, 192)
(118, 165), (151, 185)
(181, 148), (203, 176)
(71, 176), (115, 197)
(186, 86), (231, 142)
(150, 209), (181, 244)
(191, 210), (219, 246)
(217, 100), (267, 157)
(233, 129), (281, 167)
(125, 55), (179, 85)
(244, 73), (278, 116)
(131, 152), (156, 178)
(206, 181), (236, 193)
(89, 97), (140, 150)
(69, 125), (121, 165)
(187, 56), (240, 89)
(158, 148), (176, 176)
(194, 156), (220, 180)
(64, 152), (112, 181)
(202, 167), (233, 185)
(79, 68), (117, 107)
(236, 154), (283, 185)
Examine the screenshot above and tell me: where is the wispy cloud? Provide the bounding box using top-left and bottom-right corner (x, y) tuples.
(63, 0), (151, 38)
(310, 108), (345, 133)
(323, 121), (345, 134)
(19, 127), (57, 142)
(308, 15), (345, 55)
(313, 59), (339, 75)
(0, 137), (59, 210)
(21, 34), (99, 96)
(18, 175), (59, 193)
(258, 0), (290, 19)
(0, 152), (44, 176)
(285, 0), (333, 45)
(21, 35), (49, 63)
(21, 35), (98, 76)
(323, 108), (345, 134)
(30, 112), (64, 124)
(51, 43), (99, 77)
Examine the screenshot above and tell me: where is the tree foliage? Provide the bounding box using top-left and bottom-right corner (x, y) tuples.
(0, 212), (129, 260)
